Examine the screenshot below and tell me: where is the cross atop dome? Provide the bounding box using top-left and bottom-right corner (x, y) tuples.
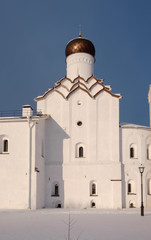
(79, 24), (82, 38)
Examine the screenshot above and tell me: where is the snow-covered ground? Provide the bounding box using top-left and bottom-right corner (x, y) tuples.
(0, 208), (151, 240)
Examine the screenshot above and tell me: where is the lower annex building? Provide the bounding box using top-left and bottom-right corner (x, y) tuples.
(0, 35), (151, 209)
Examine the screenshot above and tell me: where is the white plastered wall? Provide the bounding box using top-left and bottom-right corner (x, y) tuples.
(0, 119), (36, 209)
(39, 86), (122, 209)
(120, 125), (151, 208)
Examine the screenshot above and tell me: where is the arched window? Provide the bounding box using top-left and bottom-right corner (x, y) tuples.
(130, 147), (134, 158)
(130, 144), (137, 158)
(128, 180), (136, 194)
(128, 183), (131, 193)
(129, 201), (135, 208)
(55, 200), (61, 208)
(90, 181), (97, 196)
(148, 179), (151, 195)
(91, 201), (96, 208)
(76, 143), (85, 158)
(52, 182), (59, 196)
(79, 147), (83, 157)
(92, 183), (96, 195)
(147, 145), (151, 160)
(3, 139), (8, 153)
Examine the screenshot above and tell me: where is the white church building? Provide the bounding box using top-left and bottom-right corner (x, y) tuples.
(0, 35), (151, 209)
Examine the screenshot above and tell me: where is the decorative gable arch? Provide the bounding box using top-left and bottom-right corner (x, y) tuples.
(66, 86), (92, 99)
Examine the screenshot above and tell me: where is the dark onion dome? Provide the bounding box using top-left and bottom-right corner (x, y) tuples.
(65, 37), (95, 58)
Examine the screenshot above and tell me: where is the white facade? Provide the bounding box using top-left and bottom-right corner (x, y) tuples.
(0, 36), (151, 209)
(120, 124), (151, 208)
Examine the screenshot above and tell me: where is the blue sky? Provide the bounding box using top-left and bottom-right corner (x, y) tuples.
(0, 0), (151, 126)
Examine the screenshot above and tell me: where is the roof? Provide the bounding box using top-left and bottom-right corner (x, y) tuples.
(0, 115), (50, 123)
(120, 122), (151, 130)
(35, 75), (121, 101)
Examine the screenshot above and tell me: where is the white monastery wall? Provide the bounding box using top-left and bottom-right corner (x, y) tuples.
(43, 94), (66, 208)
(120, 125), (151, 208)
(0, 120), (30, 209)
(97, 92), (120, 162)
(63, 164), (122, 209)
(35, 119), (46, 208)
(0, 116), (47, 210)
(40, 83), (122, 208)
(45, 164), (64, 208)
